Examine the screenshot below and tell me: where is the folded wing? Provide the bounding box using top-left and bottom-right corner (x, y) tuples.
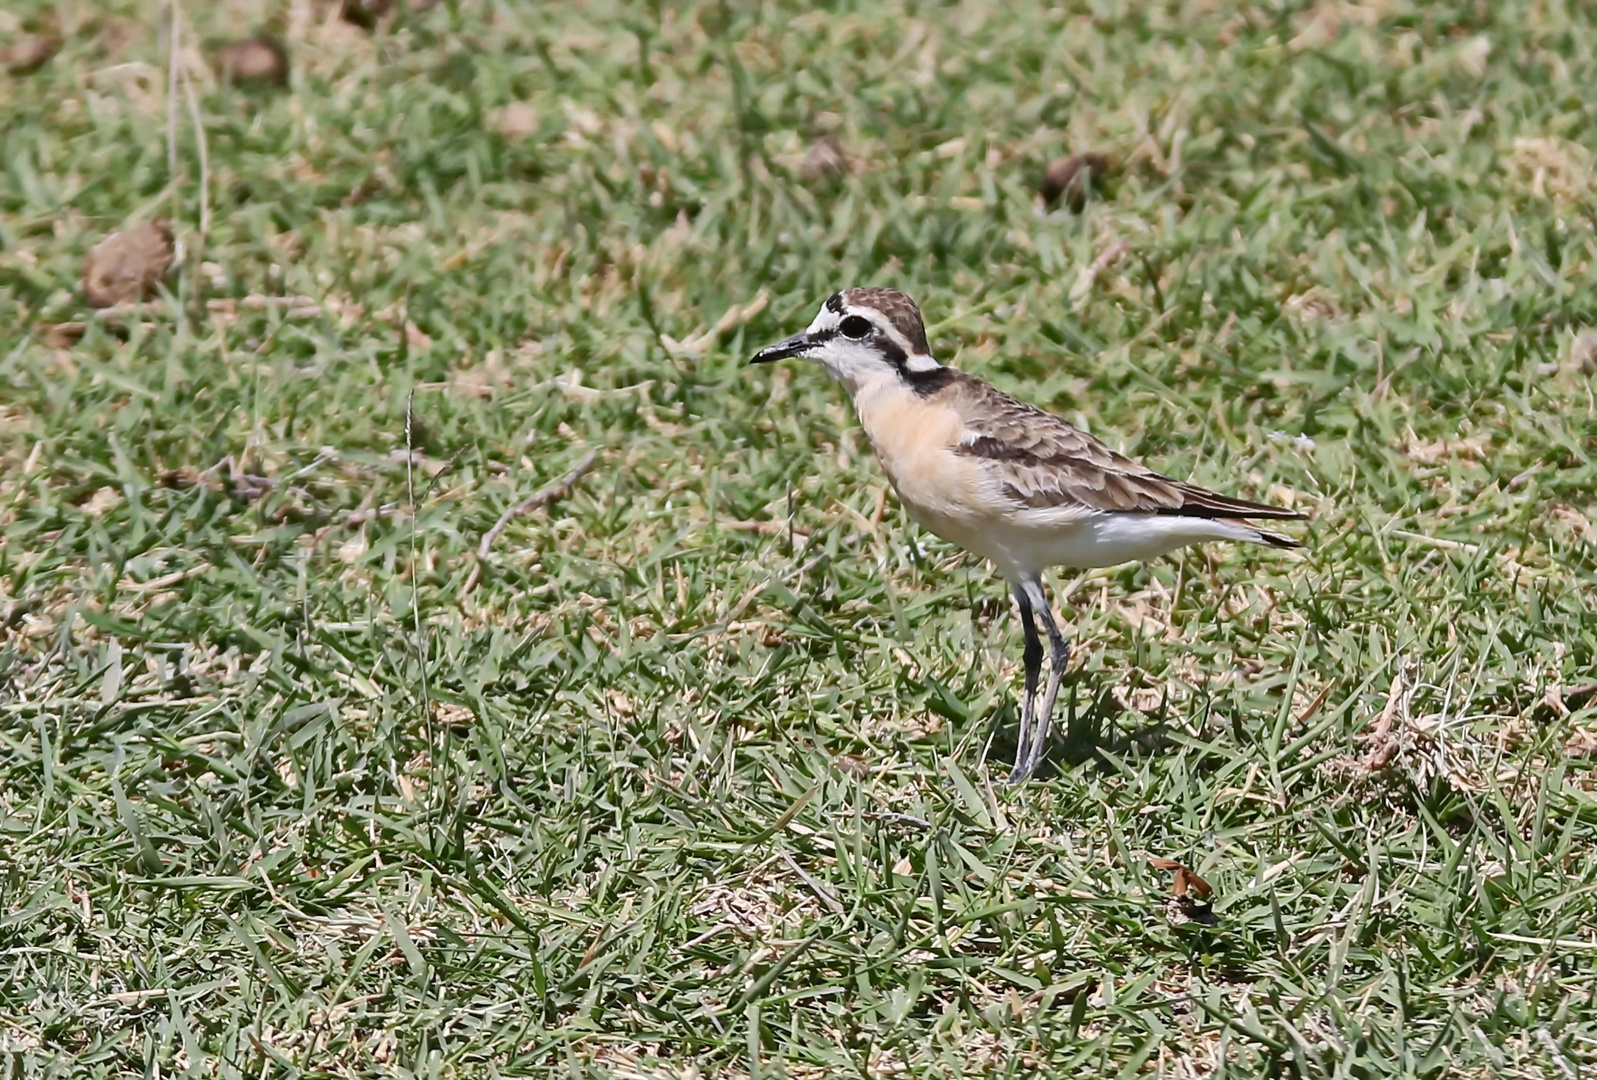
(945, 373), (1304, 521)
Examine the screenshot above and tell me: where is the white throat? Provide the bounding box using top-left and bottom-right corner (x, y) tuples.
(799, 312), (943, 396)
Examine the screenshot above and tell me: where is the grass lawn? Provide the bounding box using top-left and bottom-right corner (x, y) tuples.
(4, 0), (1597, 1075)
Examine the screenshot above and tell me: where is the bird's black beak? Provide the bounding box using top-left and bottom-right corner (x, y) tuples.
(750, 333), (810, 365)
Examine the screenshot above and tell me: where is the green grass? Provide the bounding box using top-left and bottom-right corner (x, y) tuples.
(3, 0), (1597, 1075)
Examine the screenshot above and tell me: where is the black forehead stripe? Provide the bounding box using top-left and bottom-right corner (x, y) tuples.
(824, 292), (846, 314)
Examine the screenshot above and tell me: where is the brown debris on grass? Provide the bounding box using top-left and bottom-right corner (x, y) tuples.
(491, 102), (541, 141)
(799, 133), (851, 181)
(1040, 153), (1112, 212)
(431, 701), (475, 728)
(341, 0), (395, 31)
(1510, 136), (1594, 205)
(212, 36), (290, 87)
(82, 221), (175, 308)
(1148, 857), (1213, 900)
(2, 32), (59, 74)
(1359, 668), (1409, 773)
(1151, 857), (1218, 926)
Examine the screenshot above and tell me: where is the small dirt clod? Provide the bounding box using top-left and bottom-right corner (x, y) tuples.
(82, 222), (176, 308)
(1040, 153), (1113, 211)
(212, 36), (290, 86)
(3, 33), (60, 74)
(341, 0), (395, 30)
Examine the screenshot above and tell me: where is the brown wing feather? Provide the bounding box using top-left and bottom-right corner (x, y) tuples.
(943, 372), (1304, 520)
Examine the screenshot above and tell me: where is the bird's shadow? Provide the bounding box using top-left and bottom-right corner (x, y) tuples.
(981, 677), (1180, 779)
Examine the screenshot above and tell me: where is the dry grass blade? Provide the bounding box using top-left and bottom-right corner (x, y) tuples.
(1360, 664), (1413, 773)
(463, 450), (599, 593)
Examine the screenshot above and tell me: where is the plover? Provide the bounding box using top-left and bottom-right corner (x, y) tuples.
(751, 288), (1305, 783)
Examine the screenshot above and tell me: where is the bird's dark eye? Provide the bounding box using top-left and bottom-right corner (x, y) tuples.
(840, 315), (872, 339)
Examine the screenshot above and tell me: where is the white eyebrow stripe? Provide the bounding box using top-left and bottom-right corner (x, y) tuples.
(869, 316), (916, 356)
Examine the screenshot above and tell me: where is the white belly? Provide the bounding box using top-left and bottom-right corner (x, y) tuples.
(908, 505), (1268, 580)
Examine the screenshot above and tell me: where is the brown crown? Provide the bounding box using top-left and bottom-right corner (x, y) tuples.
(833, 288), (931, 356)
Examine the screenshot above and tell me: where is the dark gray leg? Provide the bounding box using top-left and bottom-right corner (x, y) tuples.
(1014, 576), (1070, 783)
(1002, 582), (1044, 785)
